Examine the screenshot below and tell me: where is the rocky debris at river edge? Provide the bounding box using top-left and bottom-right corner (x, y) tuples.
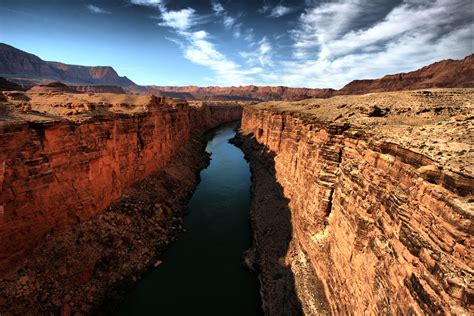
(231, 133), (331, 316)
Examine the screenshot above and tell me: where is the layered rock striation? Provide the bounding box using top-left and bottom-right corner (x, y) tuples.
(239, 89), (473, 315)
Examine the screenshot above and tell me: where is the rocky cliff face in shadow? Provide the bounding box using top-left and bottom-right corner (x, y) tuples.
(239, 89), (473, 315)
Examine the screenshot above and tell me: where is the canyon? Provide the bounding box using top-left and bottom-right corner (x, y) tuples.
(237, 89), (473, 315)
(0, 46), (472, 315)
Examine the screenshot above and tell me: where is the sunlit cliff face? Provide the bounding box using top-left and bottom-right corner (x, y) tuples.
(239, 89), (473, 315)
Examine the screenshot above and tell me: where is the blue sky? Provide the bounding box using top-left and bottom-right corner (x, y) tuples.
(0, 0), (472, 88)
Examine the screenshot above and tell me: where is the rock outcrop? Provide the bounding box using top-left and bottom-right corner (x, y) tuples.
(238, 88), (473, 315)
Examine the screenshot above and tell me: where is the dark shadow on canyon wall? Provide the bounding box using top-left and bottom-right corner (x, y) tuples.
(231, 132), (310, 316)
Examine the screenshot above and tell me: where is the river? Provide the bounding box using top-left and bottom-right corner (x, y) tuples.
(115, 121), (263, 316)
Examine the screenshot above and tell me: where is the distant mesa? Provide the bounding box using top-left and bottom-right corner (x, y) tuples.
(28, 81), (80, 94)
(20, 81), (126, 95)
(0, 43), (134, 88)
(0, 42), (473, 100)
(139, 85), (336, 101)
(337, 54), (474, 95)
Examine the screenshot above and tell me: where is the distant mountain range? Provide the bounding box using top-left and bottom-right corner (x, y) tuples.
(0, 43), (134, 87)
(1, 42), (472, 100)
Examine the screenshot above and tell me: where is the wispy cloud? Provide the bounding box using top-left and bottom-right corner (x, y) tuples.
(223, 15), (235, 29)
(212, 2), (224, 15)
(159, 8), (197, 31)
(269, 5), (292, 17)
(129, 0), (162, 6)
(243, 28), (255, 43)
(183, 31), (263, 84)
(259, 5), (293, 17)
(240, 37), (273, 68)
(132, 1), (259, 85)
(86, 4), (111, 14)
(233, 23), (243, 39)
(213, 2), (240, 37)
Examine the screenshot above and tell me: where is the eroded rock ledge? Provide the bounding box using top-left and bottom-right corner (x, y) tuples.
(0, 91), (243, 314)
(238, 89), (473, 315)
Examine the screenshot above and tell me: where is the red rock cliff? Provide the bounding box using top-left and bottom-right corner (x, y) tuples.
(240, 89), (473, 315)
(0, 95), (241, 270)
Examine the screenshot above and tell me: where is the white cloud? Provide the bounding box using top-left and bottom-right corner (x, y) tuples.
(269, 5), (292, 17)
(291, 26), (471, 88)
(148, 2), (260, 85)
(243, 28), (255, 43)
(159, 8), (197, 31)
(223, 15), (235, 29)
(86, 4), (110, 14)
(183, 31), (263, 85)
(129, 0), (162, 6)
(259, 5), (293, 17)
(193, 30), (207, 39)
(211, 2), (241, 38)
(212, 2), (224, 15)
(240, 37), (274, 68)
(258, 37), (273, 67)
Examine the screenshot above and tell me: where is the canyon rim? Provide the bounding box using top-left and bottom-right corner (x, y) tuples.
(1, 0), (473, 315)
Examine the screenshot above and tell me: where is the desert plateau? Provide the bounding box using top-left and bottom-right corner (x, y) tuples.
(0, 0), (473, 315)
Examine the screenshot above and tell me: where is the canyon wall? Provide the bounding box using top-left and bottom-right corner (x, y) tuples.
(240, 98), (473, 315)
(0, 100), (241, 271)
